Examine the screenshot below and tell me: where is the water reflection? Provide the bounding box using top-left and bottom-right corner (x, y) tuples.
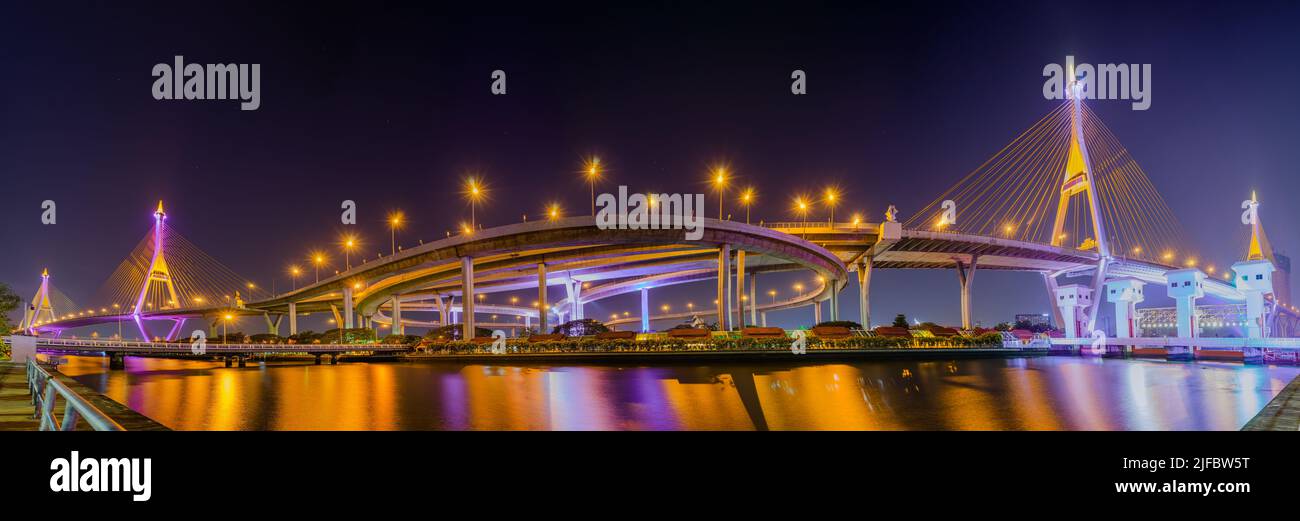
(55, 355), (1300, 431)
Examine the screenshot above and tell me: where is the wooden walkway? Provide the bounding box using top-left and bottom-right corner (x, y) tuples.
(1243, 374), (1300, 431)
(0, 362), (168, 431)
(0, 362), (43, 430)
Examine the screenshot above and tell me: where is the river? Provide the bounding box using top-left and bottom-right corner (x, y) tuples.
(55, 354), (1299, 430)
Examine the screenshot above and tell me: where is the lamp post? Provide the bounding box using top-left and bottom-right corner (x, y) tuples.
(741, 187), (755, 225)
(712, 167), (729, 219)
(794, 196), (810, 239)
(289, 266), (301, 291)
(312, 252), (325, 283)
(824, 188), (839, 226)
(388, 211), (404, 255)
(223, 313), (233, 344)
(585, 157), (601, 216)
(465, 177), (485, 230)
(342, 236), (357, 270)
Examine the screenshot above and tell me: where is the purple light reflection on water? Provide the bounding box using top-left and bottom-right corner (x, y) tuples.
(51, 355), (1300, 431)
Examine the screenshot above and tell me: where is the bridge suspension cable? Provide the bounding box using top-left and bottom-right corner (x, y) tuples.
(93, 213), (252, 313)
(905, 99), (1192, 266)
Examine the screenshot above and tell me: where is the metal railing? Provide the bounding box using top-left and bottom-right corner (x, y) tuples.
(27, 359), (126, 431)
(32, 337), (411, 352)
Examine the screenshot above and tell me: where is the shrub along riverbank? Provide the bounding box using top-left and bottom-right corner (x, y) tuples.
(421, 332), (1006, 354)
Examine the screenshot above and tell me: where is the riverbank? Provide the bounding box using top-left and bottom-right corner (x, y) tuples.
(0, 362), (168, 431)
(378, 346), (1049, 364)
(1243, 374), (1300, 431)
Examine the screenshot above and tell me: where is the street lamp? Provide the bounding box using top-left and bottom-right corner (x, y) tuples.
(388, 211), (405, 255)
(223, 313), (234, 344)
(341, 235), (358, 270)
(794, 283), (804, 296)
(824, 187), (839, 226)
(311, 251), (326, 283)
(113, 303), (122, 339)
(584, 157), (601, 216)
(793, 196), (810, 239)
(740, 187), (755, 225)
(711, 166), (729, 219)
(288, 265), (302, 291)
(769, 289), (777, 303)
(547, 202), (562, 222)
(465, 176), (485, 229)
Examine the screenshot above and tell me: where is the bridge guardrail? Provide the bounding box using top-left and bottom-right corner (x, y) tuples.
(32, 337), (411, 352)
(1048, 336), (1300, 350)
(27, 359), (126, 431)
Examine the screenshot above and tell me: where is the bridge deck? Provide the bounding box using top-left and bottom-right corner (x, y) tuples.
(0, 362), (169, 431)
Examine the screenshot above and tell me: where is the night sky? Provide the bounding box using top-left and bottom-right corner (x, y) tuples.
(3, 1), (1298, 333)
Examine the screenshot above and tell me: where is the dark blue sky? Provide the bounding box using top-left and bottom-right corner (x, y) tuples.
(3, 1), (1298, 333)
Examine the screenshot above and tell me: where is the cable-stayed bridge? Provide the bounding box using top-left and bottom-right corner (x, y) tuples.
(15, 84), (1299, 362)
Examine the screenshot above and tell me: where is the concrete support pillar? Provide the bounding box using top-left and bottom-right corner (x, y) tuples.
(461, 256), (476, 340)
(736, 250), (747, 328)
(1086, 257), (1110, 333)
(537, 262), (548, 333)
(717, 244), (731, 331)
(390, 296), (403, 335)
(955, 255), (978, 330)
(342, 286), (355, 329)
(829, 280), (840, 321)
(265, 313), (281, 336)
(1042, 272), (1066, 331)
(640, 287), (651, 332)
(1106, 278), (1144, 338)
(434, 294), (448, 326)
(288, 302), (298, 335)
(1165, 268), (1205, 361)
(857, 258), (873, 328)
(1054, 284), (1092, 338)
(565, 277), (583, 320)
(813, 300), (822, 324)
(1232, 260), (1276, 339)
(760, 311), (768, 327)
(748, 272), (758, 326)
(166, 318), (186, 342)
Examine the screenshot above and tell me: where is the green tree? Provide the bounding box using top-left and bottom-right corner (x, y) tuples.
(892, 313), (908, 328)
(0, 282), (20, 332)
(0, 282), (21, 359)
